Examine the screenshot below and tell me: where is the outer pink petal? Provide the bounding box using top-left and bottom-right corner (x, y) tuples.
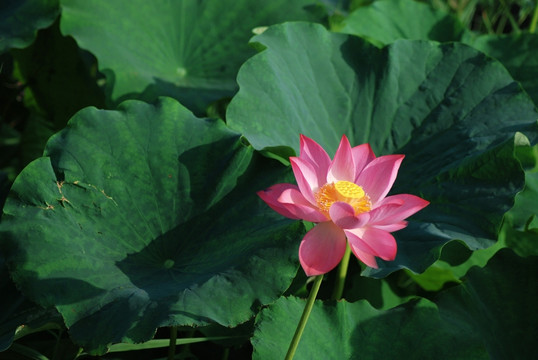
(351, 143), (376, 182)
(347, 238), (379, 268)
(357, 154), (404, 204)
(278, 188), (328, 222)
(329, 202), (370, 229)
(344, 228), (377, 255)
(299, 134), (331, 186)
(370, 194), (429, 225)
(257, 184), (302, 220)
(327, 135), (355, 183)
(347, 227), (397, 261)
(366, 200), (405, 224)
(364, 227), (397, 260)
(373, 221), (408, 232)
(290, 157), (319, 204)
(299, 222), (347, 276)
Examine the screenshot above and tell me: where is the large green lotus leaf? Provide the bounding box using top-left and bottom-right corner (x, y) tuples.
(252, 297), (486, 359)
(59, 0), (319, 114)
(0, 0), (59, 53)
(333, 0), (465, 46)
(227, 22), (538, 276)
(228, 22), (537, 156)
(464, 33), (538, 105)
(0, 97), (303, 354)
(253, 249), (536, 359)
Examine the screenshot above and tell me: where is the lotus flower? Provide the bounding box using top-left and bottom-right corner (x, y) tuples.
(258, 135), (429, 276)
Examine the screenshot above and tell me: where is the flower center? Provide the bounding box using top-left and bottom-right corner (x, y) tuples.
(314, 180), (371, 217)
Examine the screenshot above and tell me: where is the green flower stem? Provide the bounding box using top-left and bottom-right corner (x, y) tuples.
(168, 326), (178, 360)
(331, 243), (351, 300)
(285, 274), (324, 360)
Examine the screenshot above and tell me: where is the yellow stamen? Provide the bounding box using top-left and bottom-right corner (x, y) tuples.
(314, 180), (371, 218)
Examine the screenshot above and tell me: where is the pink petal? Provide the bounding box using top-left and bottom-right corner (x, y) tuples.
(363, 227), (397, 260)
(373, 221), (408, 232)
(344, 228), (377, 255)
(327, 135), (355, 183)
(348, 242), (379, 268)
(357, 154), (404, 205)
(366, 200), (405, 224)
(299, 134), (331, 186)
(299, 221), (347, 276)
(278, 188), (328, 222)
(329, 202), (370, 229)
(290, 157), (319, 205)
(346, 227), (397, 261)
(257, 184), (302, 220)
(370, 194), (429, 225)
(351, 143), (376, 182)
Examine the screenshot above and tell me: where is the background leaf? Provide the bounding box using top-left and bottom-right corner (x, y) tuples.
(0, 97), (302, 354)
(227, 22), (538, 276)
(498, 143), (538, 256)
(11, 20), (105, 132)
(436, 249), (538, 359)
(0, 0), (59, 53)
(59, 0), (320, 114)
(334, 0), (466, 46)
(464, 33), (538, 106)
(10, 20), (106, 169)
